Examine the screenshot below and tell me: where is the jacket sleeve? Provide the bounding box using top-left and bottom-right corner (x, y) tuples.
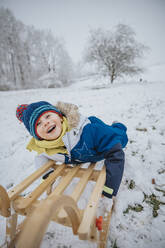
(102, 143), (125, 198)
(84, 122), (126, 198)
(88, 122), (124, 156)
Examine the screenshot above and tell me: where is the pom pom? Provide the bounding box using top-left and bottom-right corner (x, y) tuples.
(16, 104), (28, 122)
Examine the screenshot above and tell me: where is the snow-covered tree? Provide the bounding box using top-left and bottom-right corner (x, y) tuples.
(0, 7), (74, 90)
(84, 24), (148, 83)
(0, 8), (24, 89)
(56, 43), (74, 86)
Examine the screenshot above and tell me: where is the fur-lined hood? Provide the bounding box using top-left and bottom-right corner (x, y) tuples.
(55, 101), (80, 129)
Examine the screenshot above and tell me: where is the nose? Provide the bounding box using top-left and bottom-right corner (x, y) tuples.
(44, 119), (49, 127)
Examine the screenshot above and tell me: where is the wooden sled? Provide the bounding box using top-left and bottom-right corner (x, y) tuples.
(0, 160), (113, 248)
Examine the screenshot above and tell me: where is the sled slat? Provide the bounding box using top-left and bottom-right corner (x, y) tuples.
(0, 185), (10, 217)
(8, 160), (55, 200)
(58, 163), (96, 221)
(61, 167), (100, 182)
(16, 195), (81, 248)
(78, 166), (106, 240)
(71, 163), (96, 201)
(49, 165), (80, 196)
(6, 213), (18, 247)
(13, 164), (66, 209)
(46, 165), (81, 226)
(99, 207), (113, 248)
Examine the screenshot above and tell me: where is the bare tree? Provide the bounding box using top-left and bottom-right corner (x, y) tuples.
(84, 24), (149, 83)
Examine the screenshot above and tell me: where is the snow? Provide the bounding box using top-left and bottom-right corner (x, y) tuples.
(0, 72), (165, 247)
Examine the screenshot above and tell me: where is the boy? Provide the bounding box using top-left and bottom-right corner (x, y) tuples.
(16, 101), (128, 210)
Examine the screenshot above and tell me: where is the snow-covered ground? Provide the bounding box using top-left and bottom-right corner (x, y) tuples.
(0, 75), (165, 248)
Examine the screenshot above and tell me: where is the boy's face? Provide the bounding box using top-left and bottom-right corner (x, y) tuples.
(36, 111), (63, 140)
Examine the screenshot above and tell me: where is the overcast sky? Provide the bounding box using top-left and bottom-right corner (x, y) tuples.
(1, 0), (165, 66)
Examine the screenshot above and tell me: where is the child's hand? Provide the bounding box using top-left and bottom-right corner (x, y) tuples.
(102, 197), (113, 212)
(101, 195), (116, 211)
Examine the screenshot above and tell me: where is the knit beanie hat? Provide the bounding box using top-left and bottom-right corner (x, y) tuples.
(16, 101), (63, 140)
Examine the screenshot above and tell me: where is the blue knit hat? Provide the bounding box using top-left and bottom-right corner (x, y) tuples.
(16, 101), (63, 140)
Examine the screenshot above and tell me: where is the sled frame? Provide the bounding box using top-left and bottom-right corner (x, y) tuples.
(0, 160), (113, 248)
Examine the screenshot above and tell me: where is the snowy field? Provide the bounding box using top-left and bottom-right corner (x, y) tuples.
(0, 75), (165, 248)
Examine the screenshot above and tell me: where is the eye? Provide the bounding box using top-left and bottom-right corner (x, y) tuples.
(46, 114), (50, 119)
(37, 121), (41, 126)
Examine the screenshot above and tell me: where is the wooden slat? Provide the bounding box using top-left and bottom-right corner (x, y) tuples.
(49, 165), (80, 197)
(13, 164), (66, 210)
(98, 207), (113, 248)
(48, 165), (81, 226)
(58, 163), (96, 221)
(89, 214), (98, 242)
(60, 167), (100, 182)
(6, 213), (18, 248)
(71, 163), (96, 201)
(78, 166), (106, 240)
(8, 160), (55, 200)
(16, 195), (81, 248)
(0, 185), (10, 217)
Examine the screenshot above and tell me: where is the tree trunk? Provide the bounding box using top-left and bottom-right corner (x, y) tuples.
(10, 52), (17, 85)
(110, 62), (115, 84)
(26, 48), (32, 76)
(18, 63), (25, 87)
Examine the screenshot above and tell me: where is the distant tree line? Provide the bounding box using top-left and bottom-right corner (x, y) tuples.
(0, 7), (74, 90)
(0, 7), (149, 90)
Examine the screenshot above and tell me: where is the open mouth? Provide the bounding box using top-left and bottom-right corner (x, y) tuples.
(47, 125), (56, 133)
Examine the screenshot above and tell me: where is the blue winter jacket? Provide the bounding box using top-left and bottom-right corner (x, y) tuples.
(65, 116), (128, 164)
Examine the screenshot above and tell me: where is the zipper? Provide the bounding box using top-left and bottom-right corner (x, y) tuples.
(63, 132), (72, 161)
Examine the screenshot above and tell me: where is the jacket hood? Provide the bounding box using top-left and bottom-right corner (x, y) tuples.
(55, 101), (80, 130)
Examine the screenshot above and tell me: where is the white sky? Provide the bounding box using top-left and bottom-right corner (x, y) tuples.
(1, 0), (165, 66)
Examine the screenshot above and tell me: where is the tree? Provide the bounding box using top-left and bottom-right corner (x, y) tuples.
(84, 24), (149, 83)
(0, 7), (74, 90)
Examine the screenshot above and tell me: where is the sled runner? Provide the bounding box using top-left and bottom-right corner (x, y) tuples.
(0, 160), (113, 248)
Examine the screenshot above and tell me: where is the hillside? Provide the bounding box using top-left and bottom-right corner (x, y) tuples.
(0, 78), (165, 248)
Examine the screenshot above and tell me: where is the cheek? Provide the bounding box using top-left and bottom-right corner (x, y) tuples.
(36, 126), (43, 135)
(54, 118), (62, 127)
(59, 121), (63, 130)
